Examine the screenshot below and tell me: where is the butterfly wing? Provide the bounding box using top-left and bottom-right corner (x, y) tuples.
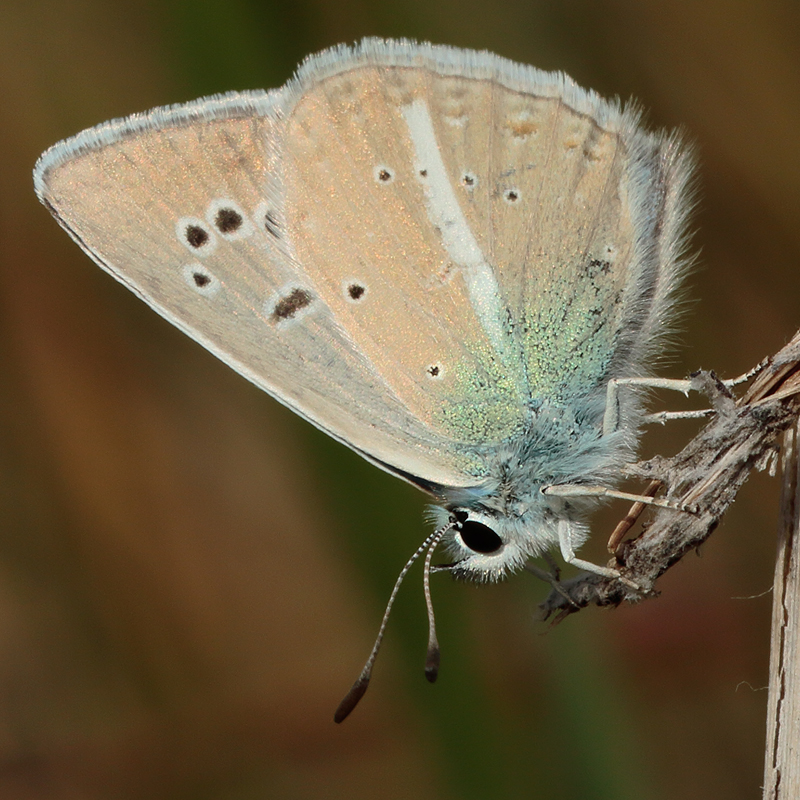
(280, 41), (693, 432)
(34, 90), (488, 490)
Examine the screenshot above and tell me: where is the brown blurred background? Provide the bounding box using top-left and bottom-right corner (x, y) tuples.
(1, 1), (799, 798)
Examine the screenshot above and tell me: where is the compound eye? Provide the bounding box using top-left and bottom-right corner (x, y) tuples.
(459, 520), (503, 554)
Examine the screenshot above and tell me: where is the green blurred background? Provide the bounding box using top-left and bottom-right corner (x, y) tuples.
(2, 1), (799, 797)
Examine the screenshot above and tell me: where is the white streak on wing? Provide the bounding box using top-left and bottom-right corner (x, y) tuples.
(401, 99), (508, 355)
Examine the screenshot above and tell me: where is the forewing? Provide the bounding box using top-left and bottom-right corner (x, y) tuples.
(34, 92), (487, 489)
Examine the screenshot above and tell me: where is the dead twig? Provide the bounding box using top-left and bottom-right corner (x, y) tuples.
(539, 330), (800, 619)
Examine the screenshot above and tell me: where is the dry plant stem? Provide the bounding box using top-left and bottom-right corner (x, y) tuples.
(540, 329), (800, 618)
(606, 479), (662, 556)
(763, 419), (800, 799)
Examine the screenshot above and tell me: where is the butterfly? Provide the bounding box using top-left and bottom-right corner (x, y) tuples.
(34, 38), (694, 720)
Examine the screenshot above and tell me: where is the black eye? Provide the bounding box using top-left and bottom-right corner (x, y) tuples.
(459, 520), (503, 554)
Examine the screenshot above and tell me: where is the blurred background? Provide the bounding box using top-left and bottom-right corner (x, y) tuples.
(2, 1), (799, 797)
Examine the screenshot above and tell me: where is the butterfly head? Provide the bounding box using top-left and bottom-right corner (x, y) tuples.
(432, 506), (545, 583)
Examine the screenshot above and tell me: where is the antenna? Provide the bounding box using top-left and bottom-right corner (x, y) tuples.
(334, 519), (454, 723)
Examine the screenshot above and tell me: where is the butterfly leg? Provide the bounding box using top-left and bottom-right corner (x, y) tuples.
(601, 362), (766, 437)
(542, 483), (688, 511)
(557, 519), (638, 588)
(603, 376), (692, 436)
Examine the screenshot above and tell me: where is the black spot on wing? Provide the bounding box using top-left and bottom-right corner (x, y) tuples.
(186, 225), (209, 248)
(348, 284), (366, 301)
(270, 288), (313, 322)
(215, 207), (243, 233)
